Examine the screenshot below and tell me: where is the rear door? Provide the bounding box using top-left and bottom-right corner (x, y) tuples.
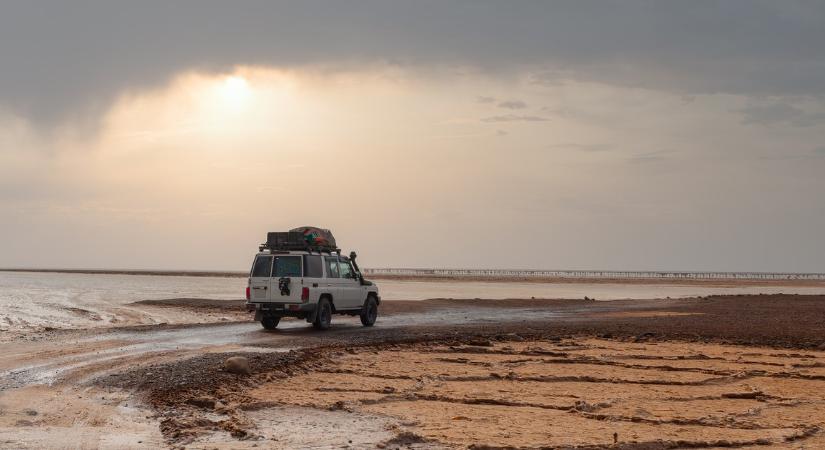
(249, 255), (273, 302)
(269, 255), (303, 303)
(323, 256), (343, 306)
(338, 259), (364, 309)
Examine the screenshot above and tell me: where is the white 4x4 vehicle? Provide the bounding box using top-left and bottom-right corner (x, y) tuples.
(245, 249), (380, 330)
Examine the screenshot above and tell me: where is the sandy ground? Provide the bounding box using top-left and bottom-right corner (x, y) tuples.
(234, 339), (825, 448)
(1, 294), (825, 448)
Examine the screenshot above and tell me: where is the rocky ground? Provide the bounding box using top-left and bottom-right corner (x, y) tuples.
(2, 294), (825, 448)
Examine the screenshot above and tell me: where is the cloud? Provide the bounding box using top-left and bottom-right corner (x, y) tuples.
(476, 96), (496, 104)
(814, 147), (825, 156)
(738, 102), (825, 127)
(481, 114), (549, 123)
(497, 100), (527, 109)
(2, 1), (825, 126)
(547, 143), (611, 152)
(628, 150), (670, 164)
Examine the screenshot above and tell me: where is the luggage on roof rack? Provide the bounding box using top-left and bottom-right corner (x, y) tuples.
(261, 227), (339, 252)
(264, 231), (307, 251)
(290, 226), (337, 249)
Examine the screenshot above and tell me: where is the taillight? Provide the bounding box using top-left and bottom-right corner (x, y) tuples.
(245, 286), (250, 300)
(301, 287), (310, 302)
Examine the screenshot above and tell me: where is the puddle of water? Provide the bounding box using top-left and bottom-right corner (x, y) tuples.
(2, 271), (824, 334)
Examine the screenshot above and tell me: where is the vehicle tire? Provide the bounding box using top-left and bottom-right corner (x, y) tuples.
(261, 316), (280, 330)
(313, 298), (332, 330)
(360, 296), (378, 327)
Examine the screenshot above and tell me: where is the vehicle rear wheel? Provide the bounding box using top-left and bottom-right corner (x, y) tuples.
(313, 298), (332, 330)
(360, 296), (378, 327)
(261, 316), (280, 330)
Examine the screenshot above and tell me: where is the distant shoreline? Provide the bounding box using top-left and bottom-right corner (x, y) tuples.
(0, 268), (248, 278)
(2, 267), (825, 286)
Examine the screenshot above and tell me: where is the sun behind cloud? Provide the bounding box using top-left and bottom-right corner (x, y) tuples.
(218, 75), (252, 110)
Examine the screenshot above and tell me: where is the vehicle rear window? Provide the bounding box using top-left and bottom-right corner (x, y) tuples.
(274, 256), (302, 277)
(251, 256), (272, 277)
(325, 257), (340, 278)
(304, 255), (323, 278)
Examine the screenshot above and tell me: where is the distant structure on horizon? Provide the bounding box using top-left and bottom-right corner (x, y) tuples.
(363, 268), (825, 281)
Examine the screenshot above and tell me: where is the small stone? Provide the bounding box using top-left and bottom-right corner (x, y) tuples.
(224, 356), (251, 375)
(329, 401), (347, 411)
(187, 397), (216, 409)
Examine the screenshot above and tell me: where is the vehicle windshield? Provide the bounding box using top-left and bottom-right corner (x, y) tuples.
(274, 256), (302, 277)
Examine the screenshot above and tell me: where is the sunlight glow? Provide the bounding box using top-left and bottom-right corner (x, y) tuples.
(218, 76), (252, 110)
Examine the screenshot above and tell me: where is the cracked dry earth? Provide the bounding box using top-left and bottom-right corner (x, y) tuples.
(176, 338), (825, 449)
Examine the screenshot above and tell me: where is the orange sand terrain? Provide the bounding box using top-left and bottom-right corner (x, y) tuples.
(154, 338), (825, 449)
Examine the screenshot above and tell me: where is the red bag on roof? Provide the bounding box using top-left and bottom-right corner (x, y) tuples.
(290, 226), (337, 249)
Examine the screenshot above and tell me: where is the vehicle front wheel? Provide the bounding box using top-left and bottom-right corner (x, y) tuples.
(261, 316), (280, 330)
(313, 298), (332, 330)
(360, 296), (378, 327)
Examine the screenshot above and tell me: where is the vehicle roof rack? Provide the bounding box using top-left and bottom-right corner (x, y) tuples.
(259, 231), (341, 254)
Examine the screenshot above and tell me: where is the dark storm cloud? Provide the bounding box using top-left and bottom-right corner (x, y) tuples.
(2, 0), (825, 125)
(738, 102), (825, 127)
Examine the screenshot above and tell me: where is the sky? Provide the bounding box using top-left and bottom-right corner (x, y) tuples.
(1, 1), (824, 272)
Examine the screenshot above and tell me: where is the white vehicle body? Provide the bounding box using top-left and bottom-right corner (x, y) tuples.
(245, 250), (380, 329)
